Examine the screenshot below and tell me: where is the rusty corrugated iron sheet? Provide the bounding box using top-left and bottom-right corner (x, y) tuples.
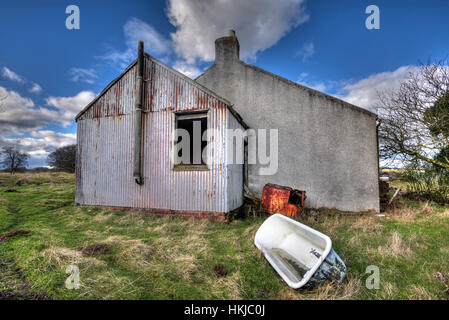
(261, 184), (306, 217)
(75, 54), (245, 213)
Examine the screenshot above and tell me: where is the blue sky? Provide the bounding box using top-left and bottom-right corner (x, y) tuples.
(1, 0), (449, 167)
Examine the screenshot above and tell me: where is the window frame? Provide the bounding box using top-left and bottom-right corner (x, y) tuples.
(172, 109), (210, 172)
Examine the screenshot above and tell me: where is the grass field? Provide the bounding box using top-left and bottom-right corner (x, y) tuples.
(0, 172), (449, 300)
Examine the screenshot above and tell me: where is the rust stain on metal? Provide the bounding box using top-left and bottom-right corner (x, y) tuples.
(261, 184), (306, 217)
(75, 53), (247, 215)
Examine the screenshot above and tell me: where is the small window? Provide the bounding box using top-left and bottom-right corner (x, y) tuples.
(174, 111), (208, 169)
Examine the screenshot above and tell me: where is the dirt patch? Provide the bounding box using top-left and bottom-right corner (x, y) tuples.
(212, 265), (228, 277)
(0, 230), (30, 242)
(0, 258), (49, 300)
(260, 287), (269, 298)
(4, 189), (18, 193)
(0, 290), (48, 300)
(78, 244), (111, 255)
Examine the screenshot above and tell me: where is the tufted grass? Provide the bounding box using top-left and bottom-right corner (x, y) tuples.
(0, 172), (448, 299)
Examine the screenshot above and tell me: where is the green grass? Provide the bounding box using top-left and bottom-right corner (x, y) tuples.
(0, 172), (448, 299)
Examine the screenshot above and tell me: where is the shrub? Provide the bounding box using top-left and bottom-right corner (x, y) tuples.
(400, 164), (449, 204)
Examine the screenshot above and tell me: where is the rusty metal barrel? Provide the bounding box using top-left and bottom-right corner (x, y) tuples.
(261, 184), (306, 217)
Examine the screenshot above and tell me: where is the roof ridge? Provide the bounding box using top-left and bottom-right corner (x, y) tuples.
(75, 59), (138, 120)
(196, 61), (378, 118)
(75, 52), (248, 129)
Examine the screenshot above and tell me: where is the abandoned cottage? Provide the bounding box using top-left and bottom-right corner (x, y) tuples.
(75, 31), (380, 216)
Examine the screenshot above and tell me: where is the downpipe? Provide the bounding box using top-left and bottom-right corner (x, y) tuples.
(133, 41), (144, 185)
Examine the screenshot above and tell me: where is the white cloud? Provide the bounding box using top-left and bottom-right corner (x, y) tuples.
(124, 17), (172, 55)
(1, 67), (24, 83)
(296, 42), (315, 62)
(69, 68), (98, 84)
(1, 67), (42, 94)
(0, 86), (95, 138)
(102, 1), (308, 78)
(0, 85), (83, 167)
(295, 65), (420, 112)
(167, 0), (309, 64)
(0, 86), (48, 136)
(336, 66), (418, 112)
(46, 91), (96, 127)
(101, 18), (172, 69)
(305, 81), (328, 92)
(296, 72), (331, 93)
(172, 60), (202, 79)
(0, 75), (91, 168)
(29, 83), (42, 93)
(29, 130), (77, 148)
(100, 48), (135, 70)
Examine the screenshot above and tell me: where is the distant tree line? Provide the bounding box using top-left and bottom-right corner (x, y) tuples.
(0, 144), (76, 174)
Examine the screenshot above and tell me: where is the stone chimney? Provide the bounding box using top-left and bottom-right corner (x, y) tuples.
(214, 30), (240, 65)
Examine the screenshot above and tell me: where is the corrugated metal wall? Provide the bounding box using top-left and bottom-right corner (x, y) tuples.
(76, 55), (244, 213)
(226, 108), (244, 210)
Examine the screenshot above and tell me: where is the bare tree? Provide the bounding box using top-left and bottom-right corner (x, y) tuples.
(47, 145), (76, 173)
(378, 59), (449, 169)
(0, 146), (29, 174)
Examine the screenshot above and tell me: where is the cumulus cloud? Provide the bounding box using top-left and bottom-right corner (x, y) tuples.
(69, 68), (98, 84)
(29, 83), (42, 93)
(296, 42), (315, 62)
(0, 86), (88, 167)
(46, 91), (96, 127)
(167, 0), (309, 64)
(1, 67), (24, 83)
(0, 86), (95, 138)
(0, 68), (92, 168)
(2, 131), (76, 152)
(101, 1), (309, 78)
(295, 65), (419, 113)
(0, 86), (48, 136)
(336, 66), (418, 112)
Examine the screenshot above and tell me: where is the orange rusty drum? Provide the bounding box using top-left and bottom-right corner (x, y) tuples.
(261, 184), (306, 217)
